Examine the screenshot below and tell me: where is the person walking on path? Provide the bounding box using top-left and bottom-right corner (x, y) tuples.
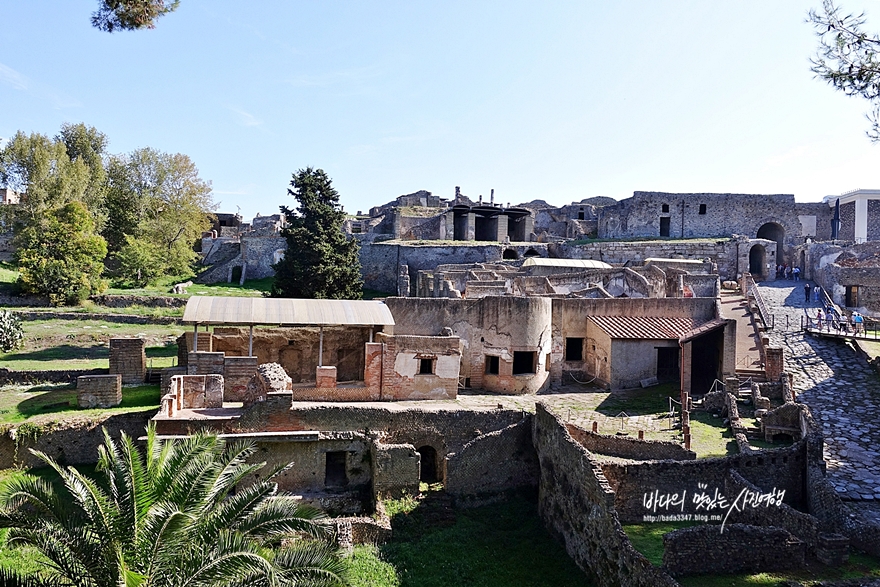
(805, 283), (812, 303)
(854, 312), (864, 335)
(816, 308), (824, 330)
(814, 285), (822, 302)
(793, 267), (801, 281)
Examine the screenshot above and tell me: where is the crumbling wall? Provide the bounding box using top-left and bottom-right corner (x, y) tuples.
(445, 418), (538, 496)
(566, 423), (695, 461)
(371, 439), (419, 500)
(532, 404), (679, 587)
(662, 524), (805, 576)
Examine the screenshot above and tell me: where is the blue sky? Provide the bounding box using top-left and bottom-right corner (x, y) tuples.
(2, 1), (879, 220)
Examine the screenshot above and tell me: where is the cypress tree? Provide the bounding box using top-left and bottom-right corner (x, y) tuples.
(271, 168), (362, 299)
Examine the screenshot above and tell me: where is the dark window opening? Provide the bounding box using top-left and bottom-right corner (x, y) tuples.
(418, 446), (438, 483)
(659, 217), (671, 237)
(502, 249), (518, 260)
(661, 203), (669, 213)
(230, 266), (243, 283)
(524, 248), (540, 257)
(699, 204), (707, 215)
(485, 355), (500, 375)
(418, 358), (434, 375)
(656, 347), (680, 381)
(578, 210), (585, 220)
(565, 338), (584, 361)
(512, 351), (536, 375)
(324, 452), (348, 487)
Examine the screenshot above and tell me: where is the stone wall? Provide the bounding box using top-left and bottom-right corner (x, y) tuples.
(662, 524), (805, 576)
(375, 333), (461, 400)
(599, 441), (806, 523)
(359, 241), (550, 293)
(445, 418), (539, 496)
(566, 423), (695, 461)
(76, 374), (122, 408)
(0, 410), (155, 469)
(109, 338), (146, 384)
(532, 404), (679, 587)
(90, 295), (187, 308)
(223, 356), (259, 402)
(371, 439), (419, 500)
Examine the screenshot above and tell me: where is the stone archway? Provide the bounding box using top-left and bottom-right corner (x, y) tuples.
(757, 222), (785, 266)
(502, 249), (519, 260)
(749, 244), (766, 276)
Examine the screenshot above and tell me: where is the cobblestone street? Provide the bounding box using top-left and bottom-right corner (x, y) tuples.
(759, 281), (880, 501)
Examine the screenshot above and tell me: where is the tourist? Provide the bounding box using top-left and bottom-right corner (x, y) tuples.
(785, 266), (791, 279)
(854, 312), (864, 335)
(814, 285), (822, 302)
(804, 283), (811, 303)
(793, 267), (800, 281)
(816, 309), (824, 329)
(826, 309), (836, 331)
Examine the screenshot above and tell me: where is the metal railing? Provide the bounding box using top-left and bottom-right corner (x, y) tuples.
(746, 275), (773, 330)
(802, 314), (880, 340)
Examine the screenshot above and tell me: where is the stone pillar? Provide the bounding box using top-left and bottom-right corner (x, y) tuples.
(741, 272), (751, 296)
(494, 214), (508, 241)
(77, 374), (122, 408)
(725, 376), (739, 395)
(397, 264), (410, 297)
(316, 366), (337, 389)
(816, 533), (849, 566)
(856, 197), (868, 243)
(765, 347), (784, 382)
(364, 342), (384, 390)
(466, 213), (476, 241)
(680, 341), (692, 396)
(109, 338), (146, 384)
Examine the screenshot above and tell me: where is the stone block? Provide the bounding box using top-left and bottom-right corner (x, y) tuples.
(77, 374), (122, 408)
(109, 337), (145, 384)
(316, 366), (338, 389)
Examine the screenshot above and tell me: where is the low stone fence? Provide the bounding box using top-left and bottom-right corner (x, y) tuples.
(662, 524), (805, 576)
(335, 515), (392, 549)
(12, 310), (179, 325)
(90, 294), (187, 308)
(566, 422), (696, 461)
(0, 368), (106, 385)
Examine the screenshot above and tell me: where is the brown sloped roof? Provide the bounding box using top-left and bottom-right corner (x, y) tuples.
(588, 315), (703, 340)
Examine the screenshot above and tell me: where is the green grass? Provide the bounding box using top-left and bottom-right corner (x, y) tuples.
(689, 411), (738, 458)
(595, 383), (680, 416)
(0, 342), (178, 372)
(623, 522), (699, 565)
(350, 491), (591, 587)
(0, 383), (161, 425)
(623, 521), (880, 586)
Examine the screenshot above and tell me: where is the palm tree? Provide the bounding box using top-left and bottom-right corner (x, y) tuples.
(0, 424), (350, 587)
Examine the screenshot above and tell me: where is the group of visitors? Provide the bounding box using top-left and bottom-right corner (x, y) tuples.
(812, 307), (864, 334)
(776, 264), (801, 280)
(804, 283), (823, 303)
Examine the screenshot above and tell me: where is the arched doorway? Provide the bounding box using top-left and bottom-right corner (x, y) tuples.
(523, 248), (540, 258)
(502, 249), (518, 260)
(417, 446), (439, 483)
(757, 223), (785, 266)
(749, 245), (766, 276)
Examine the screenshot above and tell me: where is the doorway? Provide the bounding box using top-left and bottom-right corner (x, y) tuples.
(660, 217), (671, 237)
(418, 446), (439, 483)
(757, 223), (785, 265)
(749, 244), (766, 276)
(656, 347), (680, 381)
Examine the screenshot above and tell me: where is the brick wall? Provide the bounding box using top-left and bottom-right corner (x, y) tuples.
(445, 418), (538, 496)
(77, 374), (122, 408)
(371, 439), (419, 500)
(109, 338), (145, 384)
(222, 356), (258, 402)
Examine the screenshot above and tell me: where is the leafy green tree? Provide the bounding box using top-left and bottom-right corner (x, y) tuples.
(271, 168), (362, 300)
(14, 202), (108, 306)
(92, 0), (181, 32)
(810, 0), (880, 141)
(104, 148), (214, 282)
(0, 425), (350, 587)
(111, 235), (165, 287)
(56, 123), (109, 225)
(0, 131), (91, 223)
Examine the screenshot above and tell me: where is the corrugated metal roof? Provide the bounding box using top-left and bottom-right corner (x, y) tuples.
(589, 315), (703, 340)
(522, 258), (612, 269)
(182, 296), (395, 326)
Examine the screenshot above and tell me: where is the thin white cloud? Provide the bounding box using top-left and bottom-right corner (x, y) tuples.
(227, 106), (263, 127)
(0, 61), (80, 109)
